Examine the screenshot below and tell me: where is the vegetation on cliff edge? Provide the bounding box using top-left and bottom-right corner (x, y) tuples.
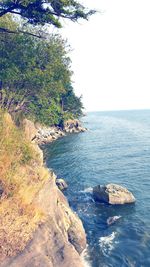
(0, 111), (50, 260)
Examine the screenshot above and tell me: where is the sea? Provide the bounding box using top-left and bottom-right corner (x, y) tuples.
(43, 110), (150, 267)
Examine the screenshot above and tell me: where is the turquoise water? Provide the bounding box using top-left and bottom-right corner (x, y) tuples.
(44, 110), (150, 267)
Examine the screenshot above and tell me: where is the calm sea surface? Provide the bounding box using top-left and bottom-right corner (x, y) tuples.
(43, 110), (150, 267)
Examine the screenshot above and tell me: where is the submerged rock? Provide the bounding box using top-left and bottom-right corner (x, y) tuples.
(56, 178), (68, 191)
(107, 215), (122, 225)
(93, 184), (136, 205)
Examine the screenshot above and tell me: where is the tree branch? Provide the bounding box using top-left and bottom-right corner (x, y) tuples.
(0, 27), (45, 39)
(7, 10), (22, 16)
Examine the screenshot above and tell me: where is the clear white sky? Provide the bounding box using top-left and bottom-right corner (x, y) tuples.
(57, 0), (150, 112)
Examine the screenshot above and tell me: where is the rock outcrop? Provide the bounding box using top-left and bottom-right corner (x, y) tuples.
(63, 119), (87, 133)
(22, 119), (38, 141)
(93, 184), (136, 205)
(56, 178), (68, 191)
(22, 118), (44, 164)
(1, 148), (86, 267)
(1, 173), (86, 267)
(34, 119), (86, 145)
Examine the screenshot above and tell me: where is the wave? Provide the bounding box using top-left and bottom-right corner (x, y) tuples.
(81, 246), (92, 267)
(99, 232), (117, 257)
(80, 187), (93, 193)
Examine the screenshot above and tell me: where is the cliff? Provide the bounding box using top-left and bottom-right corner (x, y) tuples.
(0, 113), (86, 267)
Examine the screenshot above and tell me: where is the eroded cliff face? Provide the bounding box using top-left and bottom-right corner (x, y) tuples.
(1, 174), (86, 267)
(1, 117), (86, 267)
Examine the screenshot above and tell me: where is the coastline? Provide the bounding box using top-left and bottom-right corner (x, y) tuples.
(33, 119), (87, 145)
(0, 115), (87, 267)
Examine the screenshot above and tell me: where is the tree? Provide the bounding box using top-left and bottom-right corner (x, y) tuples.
(61, 85), (83, 116)
(0, 15), (84, 125)
(0, 0), (95, 35)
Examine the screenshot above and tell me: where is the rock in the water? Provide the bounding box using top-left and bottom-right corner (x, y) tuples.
(107, 215), (121, 225)
(93, 184), (136, 205)
(56, 178), (68, 191)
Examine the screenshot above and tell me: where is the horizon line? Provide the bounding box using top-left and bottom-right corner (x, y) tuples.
(85, 108), (150, 113)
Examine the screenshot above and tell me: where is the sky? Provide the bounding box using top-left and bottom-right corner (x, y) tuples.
(57, 0), (150, 112)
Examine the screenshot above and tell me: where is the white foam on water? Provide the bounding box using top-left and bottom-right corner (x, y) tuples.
(99, 232), (117, 257)
(80, 187), (93, 193)
(81, 246), (92, 267)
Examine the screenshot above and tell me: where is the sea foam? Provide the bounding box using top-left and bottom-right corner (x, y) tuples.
(99, 232), (117, 256)
(81, 246), (92, 267)
(80, 187), (93, 193)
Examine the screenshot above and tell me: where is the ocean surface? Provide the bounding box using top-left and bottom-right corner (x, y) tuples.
(43, 110), (150, 267)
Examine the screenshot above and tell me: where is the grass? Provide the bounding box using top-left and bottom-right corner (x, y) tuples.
(0, 110), (49, 261)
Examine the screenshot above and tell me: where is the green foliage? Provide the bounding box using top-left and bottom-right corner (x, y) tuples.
(0, 15), (83, 126)
(28, 97), (62, 125)
(0, 0), (95, 29)
(62, 85), (83, 116)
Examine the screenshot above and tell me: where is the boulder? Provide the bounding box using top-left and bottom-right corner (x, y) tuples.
(107, 215), (121, 225)
(63, 119), (86, 133)
(93, 184), (135, 205)
(56, 179), (68, 191)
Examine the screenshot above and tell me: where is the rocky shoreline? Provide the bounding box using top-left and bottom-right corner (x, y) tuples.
(1, 116), (87, 267)
(32, 119), (87, 145)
